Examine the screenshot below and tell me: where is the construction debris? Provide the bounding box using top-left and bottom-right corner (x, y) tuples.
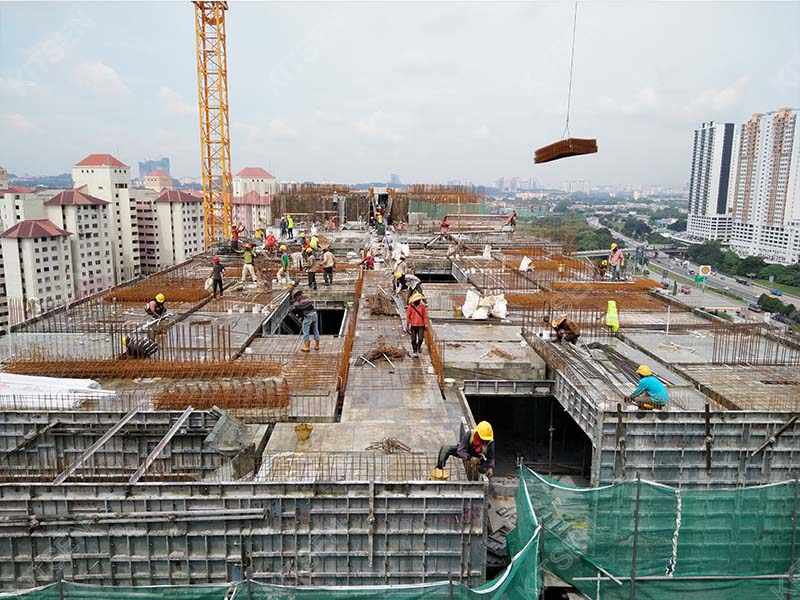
(365, 438), (411, 454)
(363, 337), (407, 361)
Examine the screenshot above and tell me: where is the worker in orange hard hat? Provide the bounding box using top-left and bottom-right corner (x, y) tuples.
(433, 421), (495, 480)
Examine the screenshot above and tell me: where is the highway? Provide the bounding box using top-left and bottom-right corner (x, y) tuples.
(585, 216), (800, 308)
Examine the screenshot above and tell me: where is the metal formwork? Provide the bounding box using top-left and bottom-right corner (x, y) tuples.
(0, 478), (487, 590)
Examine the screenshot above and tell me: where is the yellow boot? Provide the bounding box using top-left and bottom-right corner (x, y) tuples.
(314, 340), (320, 351)
(301, 340), (310, 353)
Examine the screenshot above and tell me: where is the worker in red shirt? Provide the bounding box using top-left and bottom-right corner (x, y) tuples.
(440, 215), (450, 236)
(265, 230), (277, 256)
(405, 291), (428, 358)
(231, 224), (244, 251)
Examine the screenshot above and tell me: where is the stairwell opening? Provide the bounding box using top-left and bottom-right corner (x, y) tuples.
(465, 395), (592, 482)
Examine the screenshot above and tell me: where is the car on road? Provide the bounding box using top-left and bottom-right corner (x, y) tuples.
(735, 277), (750, 285)
(772, 313), (789, 324)
(771, 289), (783, 297)
(748, 304), (764, 313)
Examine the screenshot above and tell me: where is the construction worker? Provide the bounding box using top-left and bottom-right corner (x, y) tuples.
(291, 288), (319, 352)
(211, 256), (225, 298)
(505, 210), (517, 232)
(231, 223), (244, 251)
(401, 273), (423, 297)
(625, 365), (669, 410)
(254, 226), (264, 242)
(609, 243), (625, 281)
(359, 249), (375, 270)
(265, 230), (277, 256)
(598, 259), (608, 279)
(239, 243), (258, 283)
(145, 293), (166, 319)
(279, 215), (288, 239)
(375, 213), (386, 237)
(286, 214), (295, 239)
(440, 215), (450, 236)
(309, 234), (319, 252)
(321, 248), (335, 286)
(405, 291), (428, 357)
(434, 421), (495, 480)
(303, 247), (318, 290)
(277, 245), (290, 284)
(550, 314), (581, 344)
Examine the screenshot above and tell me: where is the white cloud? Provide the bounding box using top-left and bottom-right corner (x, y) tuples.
(0, 76), (39, 97)
(472, 124), (491, 140)
(2, 113), (41, 134)
(158, 86), (194, 116)
(688, 76), (749, 112)
(774, 54), (800, 89)
(24, 15), (93, 71)
(75, 61), (129, 96)
(267, 119), (298, 140)
(354, 111), (404, 144)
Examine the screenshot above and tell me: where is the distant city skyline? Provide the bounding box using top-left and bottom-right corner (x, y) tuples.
(1, 2), (797, 186)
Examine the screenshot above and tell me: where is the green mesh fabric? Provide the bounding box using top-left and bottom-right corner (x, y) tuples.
(524, 467), (797, 600)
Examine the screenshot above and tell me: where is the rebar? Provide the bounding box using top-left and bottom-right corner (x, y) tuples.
(4, 358), (282, 379)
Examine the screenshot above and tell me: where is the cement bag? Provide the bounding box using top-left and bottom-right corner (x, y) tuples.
(491, 295), (508, 319)
(204, 277), (214, 292)
(519, 256), (533, 272)
(471, 305), (490, 320)
(462, 289), (481, 318)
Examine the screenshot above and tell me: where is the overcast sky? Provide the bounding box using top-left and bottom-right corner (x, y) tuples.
(1, 1), (798, 187)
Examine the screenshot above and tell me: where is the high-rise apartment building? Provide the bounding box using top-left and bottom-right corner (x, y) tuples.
(133, 188), (162, 274)
(233, 167), (277, 197)
(72, 154), (140, 282)
(1, 219), (73, 324)
(729, 108), (800, 263)
(0, 166), (8, 190)
(686, 121), (736, 241)
(143, 170), (173, 192)
(138, 157), (170, 179)
(44, 190), (114, 297)
(0, 257), (8, 335)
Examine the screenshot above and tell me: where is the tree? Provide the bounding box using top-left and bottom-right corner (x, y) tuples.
(688, 241), (724, 266)
(667, 217), (687, 232)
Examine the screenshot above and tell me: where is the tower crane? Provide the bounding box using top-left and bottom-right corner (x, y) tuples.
(193, 1), (232, 246)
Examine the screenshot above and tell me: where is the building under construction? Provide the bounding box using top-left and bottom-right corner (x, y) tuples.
(0, 202), (796, 597)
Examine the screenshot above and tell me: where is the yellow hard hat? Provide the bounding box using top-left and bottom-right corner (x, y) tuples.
(475, 421), (494, 442)
(611, 243), (618, 250)
(155, 293), (165, 303)
(408, 291), (425, 304)
(394, 271), (403, 279)
(601, 259), (608, 265)
(280, 245), (287, 251)
(551, 314), (567, 328)
(637, 365), (653, 377)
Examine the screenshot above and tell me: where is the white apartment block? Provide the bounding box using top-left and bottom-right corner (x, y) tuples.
(44, 190), (115, 297)
(0, 256), (8, 335)
(71, 154), (140, 282)
(233, 191), (272, 232)
(233, 167), (278, 197)
(153, 190), (204, 267)
(729, 108), (800, 264)
(0, 219), (73, 325)
(0, 166), (8, 190)
(686, 121), (735, 241)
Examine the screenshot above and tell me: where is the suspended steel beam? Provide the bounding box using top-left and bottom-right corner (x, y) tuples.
(52, 408), (139, 485)
(128, 406), (194, 485)
(194, 1), (233, 247)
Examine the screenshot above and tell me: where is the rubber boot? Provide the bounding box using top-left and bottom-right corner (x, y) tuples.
(301, 340), (310, 353)
(314, 340), (320, 351)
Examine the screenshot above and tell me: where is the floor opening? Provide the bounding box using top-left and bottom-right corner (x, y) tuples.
(465, 395), (592, 482)
(415, 271), (458, 283)
(278, 308), (345, 335)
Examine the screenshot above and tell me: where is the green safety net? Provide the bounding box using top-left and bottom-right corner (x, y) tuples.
(5, 468), (796, 599)
(0, 473), (541, 600)
(524, 467), (798, 600)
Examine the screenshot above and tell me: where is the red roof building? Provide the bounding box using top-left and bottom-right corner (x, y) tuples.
(147, 169), (169, 178)
(74, 154), (128, 168)
(235, 167), (274, 179)
(43, 190), (109, 207)
(0, 219), (71, 239)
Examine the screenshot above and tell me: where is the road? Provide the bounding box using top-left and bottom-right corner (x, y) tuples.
(586, 216), (800, 308)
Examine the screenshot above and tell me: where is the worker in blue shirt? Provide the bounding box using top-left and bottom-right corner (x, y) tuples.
(625, 365), (669, 410)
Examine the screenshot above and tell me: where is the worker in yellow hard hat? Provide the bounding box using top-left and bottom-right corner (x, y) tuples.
(625, 365), (669, 410)
(145, 293), (166, 319)
(609, 243), (625, 281)
(434, 421), (495, 480)
(277, 245), (290, 285)
(598, 259), (608, 279)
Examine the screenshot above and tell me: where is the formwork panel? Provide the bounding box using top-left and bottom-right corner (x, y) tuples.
(0, 480), (486, 590)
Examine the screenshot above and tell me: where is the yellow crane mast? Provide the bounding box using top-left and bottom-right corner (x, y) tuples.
(193, 1), (232, 246)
